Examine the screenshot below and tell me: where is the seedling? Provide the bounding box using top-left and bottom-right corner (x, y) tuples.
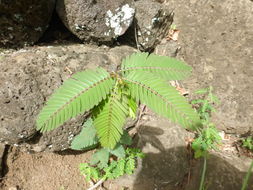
(242, 137), (253, 151)
(191, 87), (221, 158)
(191, 87), (221, 190)
(79, 148), (144, 182)
(36, 52), (201, 187)
(37, 52), (201, 149)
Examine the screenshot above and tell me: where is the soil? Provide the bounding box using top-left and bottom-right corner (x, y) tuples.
(1, 0), (253, 190)
(1, 147), (92, 190)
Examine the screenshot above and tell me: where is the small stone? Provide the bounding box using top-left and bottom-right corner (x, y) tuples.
(8, 187), (18, 190)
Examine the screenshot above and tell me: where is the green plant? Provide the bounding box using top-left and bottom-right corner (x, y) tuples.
(36, 52), (202, 188)
(36, 52), (201, 149)
(79, 148), (144, 182)
(192, 125), (221, 158)
(191, 87), (221, 158)
(242, 137), (253, 151)
(191, 87), (221, 190)
(241, 159), (253, 190)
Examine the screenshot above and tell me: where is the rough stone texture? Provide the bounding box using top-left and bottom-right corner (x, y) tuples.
(154, 40), (181, 57)
(56, 0), (135, 44)
(104, 115), (194, 190)
(0, 143), (6, 177)
(120, 0), (173, 51)
(0, 44), (136, 151)
(187, 152), (253, 190)
(134, 0), (173, 51)
(0, 0), (55, 47)
(166, 0), (253, 135)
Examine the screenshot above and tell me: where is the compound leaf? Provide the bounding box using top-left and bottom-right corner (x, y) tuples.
(90, 148), (110, 169)
(121, 52), (192, 80)
(125, 157), (136, 175)
(93, 92), (129, 149)
(111, 159), (126, 178)
(120, 130), (132, 145)
(37, 68), (114, 132)
(71, 118), (98, 150)
(128, 97), (138, 119)
(109, 144), (125, 158)
(124, 71), (201, 130)
(79, 163), (101, 181)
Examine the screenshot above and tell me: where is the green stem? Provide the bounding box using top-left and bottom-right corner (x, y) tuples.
(241, 159), (253, 190)
(199, 156), (207, 190)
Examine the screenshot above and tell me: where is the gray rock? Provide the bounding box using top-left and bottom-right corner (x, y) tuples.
(56, 0), (135, 44)
(166, 0), (253, 135)
(0, 0), (55, 47)
(0, 143), (5, 177)
(0, 44), (137, 151)
(133, 0), (173, 51)
(154, 40), (181, 57)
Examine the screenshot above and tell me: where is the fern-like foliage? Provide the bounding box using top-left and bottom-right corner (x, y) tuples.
(121, 52), (192, 80)
(124, 71), (201, 129)
(71, 118), (98, 150)
(93, 89), (129, 149)
(37, 68), (114, 132)
(36, 52), (201, 150)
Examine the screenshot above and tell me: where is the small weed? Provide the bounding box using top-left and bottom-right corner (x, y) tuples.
(191, 87), (221, 190)
(241, 159), (253, 190)
(191, 87), (221, 158)
(79, 148), (144, 182)
(242, 137), (253, 151)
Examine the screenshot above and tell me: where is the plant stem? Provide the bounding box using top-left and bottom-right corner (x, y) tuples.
(241, 159), (253, 190)
(87, 178), (105, 190)
(199, 156), (207, 190)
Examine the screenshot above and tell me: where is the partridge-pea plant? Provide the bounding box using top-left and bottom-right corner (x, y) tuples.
(36, 52), (201, 150)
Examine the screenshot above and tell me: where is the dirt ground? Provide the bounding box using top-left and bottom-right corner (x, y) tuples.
(1, 0), (253, 190)
(1, 147), (92, 190)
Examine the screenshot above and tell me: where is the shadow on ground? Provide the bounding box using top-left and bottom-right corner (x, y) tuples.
(125, 126), (253, 190)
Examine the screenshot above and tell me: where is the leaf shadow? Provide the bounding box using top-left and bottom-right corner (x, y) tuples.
(128, 126), (253, 190)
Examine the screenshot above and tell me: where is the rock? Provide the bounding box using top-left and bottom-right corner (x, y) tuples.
(8, 187), (18, 190)
(0, 0), (55, 47)
(56, 0), (135, 44)
(120, 0), (173, 51)
(187, 152), (253, 190)
(0, 143), (6, 177)
(154, 40), (181, 57)
(104, 115), (194, 190)
(166, 0), (253, 135)
(0, 44), (136, 151)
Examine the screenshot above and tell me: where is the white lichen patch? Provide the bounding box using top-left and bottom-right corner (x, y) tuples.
(147, 25), (152, 29)
(74, 24), (85, 31)
(152, 17), (160, 24)
(14, 14), (24, 21)
(105, 4), (135, 37)
(104, 30), (111, 36)
(34, 27), (42, 32)
(68, 134), (74, 142)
